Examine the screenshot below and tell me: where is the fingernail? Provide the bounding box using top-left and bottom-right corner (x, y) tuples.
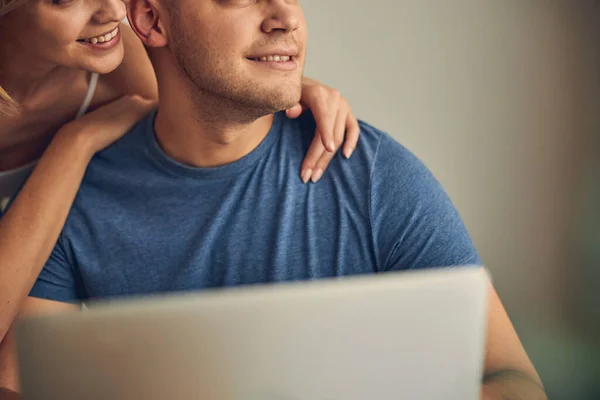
(344, 147), (354, 159)
(301, 169), (312, 184)
(328, 140), (336, 152)
(311, 169), (323, 183)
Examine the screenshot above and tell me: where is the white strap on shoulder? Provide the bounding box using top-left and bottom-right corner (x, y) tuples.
(75, 72), (99, 119)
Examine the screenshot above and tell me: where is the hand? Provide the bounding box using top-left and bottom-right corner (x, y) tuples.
(287, 77), (360, 183)
(58, 95), (157, 156)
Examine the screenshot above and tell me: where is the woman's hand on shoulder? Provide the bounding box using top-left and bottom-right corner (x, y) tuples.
(57, 95), (156, 156)
(288, 76), (360, 183)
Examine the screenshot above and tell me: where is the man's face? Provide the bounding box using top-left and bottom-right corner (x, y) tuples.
(166, 0), (306, 116)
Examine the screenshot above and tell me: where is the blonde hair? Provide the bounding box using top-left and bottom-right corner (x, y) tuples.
(0, 0), (28, 16)
(0, 86), (19, 116)
(0, 0), (30, 116)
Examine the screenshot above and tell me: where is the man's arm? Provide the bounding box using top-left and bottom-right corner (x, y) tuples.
(369, 133), (546, 399)
(0, 298), (79, 398)
(481, 274), (547, 399)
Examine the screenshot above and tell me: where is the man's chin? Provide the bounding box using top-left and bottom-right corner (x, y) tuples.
(221, 82), (302, 120)
(248, 91), (301, 115)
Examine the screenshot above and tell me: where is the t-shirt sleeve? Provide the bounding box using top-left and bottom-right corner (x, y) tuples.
(29, 236), (85, 304)
(1, 189), (83, 303)
(370, 133), (482, 271)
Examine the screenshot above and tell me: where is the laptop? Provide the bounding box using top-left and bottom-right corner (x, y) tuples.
(16, 266), (488, 400)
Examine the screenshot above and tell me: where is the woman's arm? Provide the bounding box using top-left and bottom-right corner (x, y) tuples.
(0, 96), (155, 343)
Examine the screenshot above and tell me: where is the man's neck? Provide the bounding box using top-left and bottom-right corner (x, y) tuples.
(154, 86), (275, 169)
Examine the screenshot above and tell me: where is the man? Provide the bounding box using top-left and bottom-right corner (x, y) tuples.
(0, 0), (547, 399)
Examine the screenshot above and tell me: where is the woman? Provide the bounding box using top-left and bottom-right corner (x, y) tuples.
(0, 0), (360, 342)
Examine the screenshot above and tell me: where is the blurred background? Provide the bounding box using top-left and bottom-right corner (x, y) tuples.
(303, 1), (600, 398)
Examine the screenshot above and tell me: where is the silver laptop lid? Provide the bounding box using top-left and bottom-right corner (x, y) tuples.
(17, 266), (488, 400)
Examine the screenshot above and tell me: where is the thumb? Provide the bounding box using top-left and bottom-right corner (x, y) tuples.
(285, 103), (305, 119)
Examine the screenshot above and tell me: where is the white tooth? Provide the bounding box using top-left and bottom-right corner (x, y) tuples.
(281, 56), (289, 61)
(90, 37), (98, 44)
(98, 36), (105, 43)
(104, 33), (111, 41)
(273, 55), (281, 61)
(112, 27), (118, 36)
(260, 57), (267, 61)
(267, 56), (274, 61)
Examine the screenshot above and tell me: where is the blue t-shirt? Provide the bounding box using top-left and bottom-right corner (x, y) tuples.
(30, 111), (481, 303)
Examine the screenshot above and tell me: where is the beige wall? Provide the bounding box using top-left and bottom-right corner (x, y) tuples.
(303, 1), (600, 396)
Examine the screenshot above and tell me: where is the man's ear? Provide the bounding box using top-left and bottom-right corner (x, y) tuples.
(127, 0), (168, 48)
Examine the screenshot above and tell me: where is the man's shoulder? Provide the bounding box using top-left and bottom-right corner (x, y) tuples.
(289, 111), (437, 202)
(74, 110), (156, 207)
(292, 111), (415, 170)
(296, 111), (451, 210)
(294, 110), (388, 149)
(88, 110), (155, 167)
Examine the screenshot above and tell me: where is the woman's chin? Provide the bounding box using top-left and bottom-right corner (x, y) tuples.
(79, 45), (125, 75)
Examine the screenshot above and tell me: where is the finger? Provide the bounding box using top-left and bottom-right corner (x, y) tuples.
(124, 96), (156, 118)
(104, 108), (149, 135)
(118, 95), (156, 114)
(342, 109), (360, 159)
(113, 96), (155, 124)
(87, 95), (153, 123)
(285, 103), (305, 119)
(306, 89), (337, 152)
(311, 149), (334, 183)
(299, 134), (326, 184)
(333, 107), (347, 148)
(311, 107), (346, 182)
